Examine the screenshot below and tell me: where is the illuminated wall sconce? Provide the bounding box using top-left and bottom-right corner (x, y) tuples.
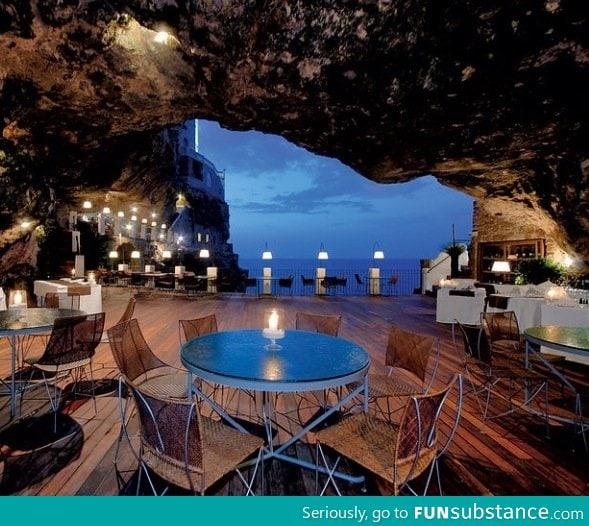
(8, 289), (27, 309)
(82, 201), (92, 209)
(199, 248), (210, 258)
(102, 207), (110, 214)
(117, 211), (125, 218)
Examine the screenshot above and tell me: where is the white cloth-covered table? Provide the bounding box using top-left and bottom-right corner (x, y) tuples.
(487, 295), (545, 332)
(436, 288), (487, 325)
(541, 303), (589, 328)
(33, 279), (102, 314)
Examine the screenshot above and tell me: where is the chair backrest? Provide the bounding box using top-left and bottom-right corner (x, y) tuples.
(385, 326), (439, 387)
(45, 292), (61, 308)
(301, 275), (314, 286)
(123, 374), (204, 493)
(354, 273), (363, 285)
(37, 312), (105, 366)
(453, 320), (491, 364)
(107, 318), (169, 382)
(295, 312), (341, 336)
(118, 297), (136, 325)
(179, 314), (218, 344)
(278, 276), (293, 288)
(393, 375), (457, 494)
(480, 311), (520, 347)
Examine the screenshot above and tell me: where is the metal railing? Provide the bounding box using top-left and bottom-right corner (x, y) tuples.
(241, 268), (421, 297)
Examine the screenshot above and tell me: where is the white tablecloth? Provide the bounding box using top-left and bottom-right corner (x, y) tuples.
(487, 296), (545, 332)
(541, 303), (589, 328)
(33, 280), (102, 314)
(436, 288), (487, 325)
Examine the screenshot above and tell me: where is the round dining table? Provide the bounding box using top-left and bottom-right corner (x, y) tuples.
(0, 307), (86, 418)
(180, 328), (370, 482)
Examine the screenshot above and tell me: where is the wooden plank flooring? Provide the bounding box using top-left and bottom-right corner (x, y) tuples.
(0, 287), (588, 496)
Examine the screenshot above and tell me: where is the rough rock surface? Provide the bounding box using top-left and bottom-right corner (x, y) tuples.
(0, 1), (587, 268)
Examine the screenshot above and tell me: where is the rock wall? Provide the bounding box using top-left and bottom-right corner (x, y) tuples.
(0, 1), (587, 271)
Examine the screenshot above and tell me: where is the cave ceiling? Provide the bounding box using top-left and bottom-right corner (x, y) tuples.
(0, 1), (588, 266)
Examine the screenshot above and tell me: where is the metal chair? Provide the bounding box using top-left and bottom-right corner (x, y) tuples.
(354, 273), (364, 294)
(314, 375), (458, 495)
(455, 319), (548, 429)
(107, 318), (188, 466)
(24, 312), (105, 431)
(356, 325), (440, 419)
(122, 374), (264, 495)
(481, 310), (566, 367)
(295, 312), (341, 336)
(293, 312), (342, 412)
(179, 314), (218, 344)
(99, 296), (136, 344)
(278, 275), (294, 296)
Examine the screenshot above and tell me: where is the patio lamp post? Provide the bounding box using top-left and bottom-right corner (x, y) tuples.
(262, 242), (273, 296)
(369, 242), (385, 296)
(316, 242), (329, 296)
(200, 247), (217, 294)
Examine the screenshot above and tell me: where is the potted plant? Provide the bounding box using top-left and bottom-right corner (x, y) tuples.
(443, 242), (466, 278)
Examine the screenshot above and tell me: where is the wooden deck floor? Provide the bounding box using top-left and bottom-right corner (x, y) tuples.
(0, 288), (588, 496)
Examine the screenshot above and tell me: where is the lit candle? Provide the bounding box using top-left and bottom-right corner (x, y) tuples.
(268, 310), (279, 331)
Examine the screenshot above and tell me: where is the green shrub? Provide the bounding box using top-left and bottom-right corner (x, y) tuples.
(514, 258), (565, 285)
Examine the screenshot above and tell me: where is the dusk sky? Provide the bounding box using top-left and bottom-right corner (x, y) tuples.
(198, 120), (474, 261)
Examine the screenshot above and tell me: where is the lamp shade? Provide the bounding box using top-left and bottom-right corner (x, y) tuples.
(262, 242), (273, 260)
(130, 251), (141, 259)
(82, 200), (92, 209)
(491, 260), (510, 273)
(162, 250), (172, 259)
(199, 248), (210, 258)
(108, 251), (118, 259)
(317, 243), (329, 260)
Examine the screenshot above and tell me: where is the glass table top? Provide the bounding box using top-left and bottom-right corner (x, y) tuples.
(525, 325), (589, 353)
(0, 308), (86, 332)
(181, 328), (370, 386)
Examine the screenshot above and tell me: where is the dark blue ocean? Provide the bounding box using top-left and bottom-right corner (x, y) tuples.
(237, 257), (421, 296)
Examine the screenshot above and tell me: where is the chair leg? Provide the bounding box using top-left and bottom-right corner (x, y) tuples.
(315, 442), (343, 496)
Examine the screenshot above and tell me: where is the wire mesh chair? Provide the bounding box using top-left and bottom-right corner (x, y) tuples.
(24, 312), (105, 431)
(100, 296), (136, 344)
(314, 375), (458, 496)
(178, 314), (218, 344)
(295, 312), (341, 336)
(292, 312), (343, 412)
(107, 318), (189, 465)
(454, 319), (548, 430)
(481, 310), (565, 367)
(123, 374), (264, 495)
(353, 325), (440, 419)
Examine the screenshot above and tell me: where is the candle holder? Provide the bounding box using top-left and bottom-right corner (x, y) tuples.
(262, 308), (285, 350)
(8, 289), (27, 310)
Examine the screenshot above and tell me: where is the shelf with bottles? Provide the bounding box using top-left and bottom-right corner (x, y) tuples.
(477, 239), (545, 283)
